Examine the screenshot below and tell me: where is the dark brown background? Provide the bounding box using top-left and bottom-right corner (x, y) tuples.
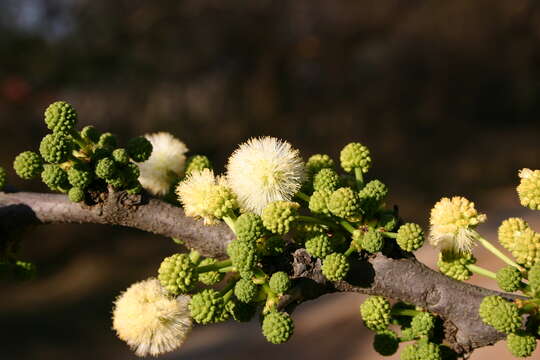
(1, 1), (539, 359)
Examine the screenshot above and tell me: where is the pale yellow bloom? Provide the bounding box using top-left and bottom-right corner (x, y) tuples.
(517, 168), (540, 210)
(112, 278), (192, 357)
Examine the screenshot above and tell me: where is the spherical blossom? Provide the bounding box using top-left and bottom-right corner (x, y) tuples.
(429, 196), (487, 252)
(112, 278), (192, 357)
(138, 132), (189, 195)
(226, 136), (306, 214)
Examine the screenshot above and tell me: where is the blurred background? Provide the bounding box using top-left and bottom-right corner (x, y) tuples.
(1, 0), (539, 359)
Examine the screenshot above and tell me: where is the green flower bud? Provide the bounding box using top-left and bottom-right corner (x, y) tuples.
(416, 340), (442, 360)
(197, 258), (224, 285)
(479, 295), (521, 334)
(234, 278), (259, 303)
(127, 136), (153, 162)
(41, 164), (69, 192)
(262, 311), (294, 344)
(396, 223), (425, 252)
(126, 183), (142, 195)
(98, 132), (117, 149)
(305, 233), (334, 258)
(0, 166), (6, 190)
(378, 211), (398, 232)
(410, 312), (435, 337)
(157, 253), (197, 295)
(185, 155), (212, 174)
(360, 228), (385, 253)
(236, 212), (266, 243)
(328, 187), (361, 220)
(360, 296), (391, 331)
(322, 253), (349, 281)
(68, 187), (85, 203)
(517, 169), (540, 210)
(39, 133), (72, 164)
(112, 148), (130, 165)
(227, 239), (259, 280)
(13, 151), (43, 180)
(269, 271), (291, 294)
(81, 125), (99, 143)
(529, 262), (540, 296)
(437, 250), (475, 281)
(506, 331), (537, 358)
(189, 289), (225, 324)
(306, 154), (334, 176)
(262, 201), (299, 235)
(95, 157), (118, 180)
(373, 330), (399, 356)
(359, 179), (388, 215)
(308, 189), (332, 216)
(400, 343), (418, 360)
(496, 266), (523, 293)
(67, 163), (93, 189)
(340, 142), (371, 173)
(44, 101), (77, 133)
(313, 168), (341, 192)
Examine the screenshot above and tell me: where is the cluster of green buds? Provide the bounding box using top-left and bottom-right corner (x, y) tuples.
(12, 101), (153, 203)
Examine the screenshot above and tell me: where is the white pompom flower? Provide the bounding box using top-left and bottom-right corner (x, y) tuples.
(138, 132), (189, 196)
(112, 278), (192, 357)
(429, 196), (487, 253)
(226, 136), (306, 215)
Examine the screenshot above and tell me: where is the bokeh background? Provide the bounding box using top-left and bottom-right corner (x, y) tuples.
(1, 1), (540, 359)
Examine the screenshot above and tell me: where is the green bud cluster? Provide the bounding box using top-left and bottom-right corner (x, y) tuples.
(269, 271), (291, 294)
(360, 228), (385, 253)
(322, 253), (350, 281)
(197, 258), (224, 285)
(67, 163), (93, 189)
(396, 223), (425, 252)
(360, 296), (391, 331)
(308, 189), (332, 216)
(126, 136), (153, 162)
(328, 187), (361, 220)
(372, 330), (399, 356)
(261, 201), (299, 235)
(112, 148), (130, 165)
(40, 133), (72, 164)
(13, 151), (43, 180)
(437, 251), (475, 281)
(41, 164), (69, 192)
(313, 168), (341, 192)
(234, 278), (259, 303)
(98, 132), (117, 149)
(358, 180), (388, 215)
(81, 126), (99, 143)
(410, 312), (435, 337)
(157, 253), (197, 294)
(235, 213), (266, 243)
(529, 262), (540, 295)
(479, 295), (522, 334)
(189, 289), (226, 324)
(496, 266), (523, 292)
(306, 154), (334, 176)
(497, 218), (540, 268)
(185, 155), (212, 174)
(506, 331), (537, 357)
(262, 311), (294, 344)
(68, 187), (85, 202)
(305, 233), (334, 258)
(44, 101), (77, 133)
(227, 240), (258, 280)
(340, 142), (371, 173)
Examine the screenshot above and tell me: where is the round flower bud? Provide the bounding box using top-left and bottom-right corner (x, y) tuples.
(327, 187), (361, 220)
(81, 125), (99, 143)
(197, 258), (224, 286)
(189, 289), (225, 324)
(269, 271), (291, 294)
(479, 295), (521, 334)
(506, 331), (537, 358)
(410, 312), (435, 337)
(41, 164), (69, 192)
(127, 136), (153, 162)
(529, 262), (540, 295)
(360, 296), (391, 331)
(360, 228), (385, 253)
(67, 163), (93, 189)
(305, 233), (334, 258)
(400, 343), (418, 360)
(262, 311), (294, 344)
(372, 330), (399, 356)
(359, 180), (388, 215)
(416, 340), (442, 360)
(68, 187), (85, 203)
(44, 101), (77, 133)
(95, 157), (118, 180)
(13, 151), (43, 180)
(496, 266), (523, 293)
(236, 212), (265, 243)
(185, 155), (212, 174)
(313, 168), (341, 192)
(227, 239), (258, 280)
(308, 189), (332, 216)
(157, 253), (197, 295)
(437, 250), (476, 281)
(340, 142), (371, 173)
(39, 133), (72, 164)
(112, 148), (130, 165)
(497, 218), (540, 268)
(261, 201), (299, 235)
(234, 278), (259, 303)
(0, 167), (5, 190)
(98, 132), (117, 149)
(322, 253), (350, 281)
(517, 168), (540, 210)
(397, 223), (425, 252)
(498, 217), (528, 251)
(306, 154), (334, 176)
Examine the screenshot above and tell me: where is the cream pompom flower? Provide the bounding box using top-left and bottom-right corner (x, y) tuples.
(138, 132), (189, 196)
(112, 278), (192, 357)
(429, 196), (487, 253)
(226, 136), (306, 214)
(176, 168), (238, 224)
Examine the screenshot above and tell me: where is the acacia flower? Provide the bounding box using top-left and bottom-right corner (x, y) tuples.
(226, 136), (306, 214)
(112, 278), (192, 357)
(176, 169), (238, 224)
(138, 132), (189, 195)
(517, 168), (540, 210)
(429, 196), (487, 253)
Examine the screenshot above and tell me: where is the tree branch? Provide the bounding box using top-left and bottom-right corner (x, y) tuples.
(0, 190), (520, 354)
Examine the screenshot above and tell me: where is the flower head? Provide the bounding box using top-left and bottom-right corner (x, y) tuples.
(226, 136), (306, 214)
(112, 278), (192, 357)
(176, 169), (238, 224)
(429, 196), (487, 252)
(517, 168), (540, 210)
(138, 132), (189, 195)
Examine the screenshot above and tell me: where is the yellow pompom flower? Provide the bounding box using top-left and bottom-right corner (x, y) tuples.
(112, 278), (192, 357)
(138, 132), (189, 196)
(429, 196), (487, 253)
(226, 136), (306, 215)
(517, 168), (540, 210)
(176, 169), (238, 224)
